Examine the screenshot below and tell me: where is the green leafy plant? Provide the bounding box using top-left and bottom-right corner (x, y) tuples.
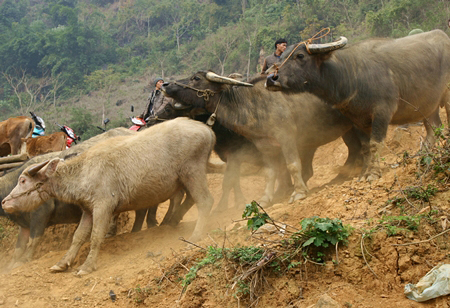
(242, 201), (270, 231)
(182, 246), (224, 288)
(379, 215), (421, 236)
(299, 217), (351, 249)
(405, 185), (438, 202)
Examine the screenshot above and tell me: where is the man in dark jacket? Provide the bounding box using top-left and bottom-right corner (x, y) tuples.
(141, 78), (173, 122)
(260, 38), (287, 75)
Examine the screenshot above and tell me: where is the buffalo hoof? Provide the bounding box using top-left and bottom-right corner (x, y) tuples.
(9, 261), (25, 270)
(75, 269), (91, 276)
(258, 196), (273, 208)
(50, 264), (68, 272)
(288, 191), (307, 203)
(75, 264), (95, 276)
(359, 172), (381, 182)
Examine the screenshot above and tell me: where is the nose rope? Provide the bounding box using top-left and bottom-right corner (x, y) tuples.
(274, 28), (331, 76)
(5, 182), (47, 203)
(173, 81), (216, 102)
(171, 81), (222, 127)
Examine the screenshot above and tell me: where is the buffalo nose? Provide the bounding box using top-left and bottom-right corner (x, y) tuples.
(265, 74), (278, 87)
(269, 73), (278, 81)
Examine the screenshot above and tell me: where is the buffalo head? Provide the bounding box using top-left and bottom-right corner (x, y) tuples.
(2, 159), (60, 214)
(162, 71), (253, 111)
(265, 37), (347, 93)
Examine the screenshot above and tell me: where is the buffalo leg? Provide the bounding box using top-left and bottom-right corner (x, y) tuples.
(162, 193), (195, 226)
(146, 206), (158, 228)
(76, 204), (114, 275)
(337, 128), (364, 179)
(215, 156), (244, 211)
(440, 89), (450, 127)
(180, 165), (213, 242)
(9, 227), (30, 268)
(277, 140), (309, 203)
(299, 148), (316, 184)
(160, 190), (185, 225)
(342, 128), (363, 169)
(423, 108), (442, 147)
(273, 160), (294, 203)
(360, 111), (390, 181)
(259, 159), (278, 207)
(131, 209), (147, 232)
(50, 210), (93, 273)
(21, 210), (52, 264)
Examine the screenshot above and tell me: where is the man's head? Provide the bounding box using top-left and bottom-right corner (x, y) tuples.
(274, 38), (287, 55)
(154, 78), (164, 90)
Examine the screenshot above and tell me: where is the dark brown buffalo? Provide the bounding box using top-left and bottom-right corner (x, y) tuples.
(266, 29), (450, 180)
(22, 132), (67, 158)
(0, 116), (35, 156)
(162, 72), (363, 205)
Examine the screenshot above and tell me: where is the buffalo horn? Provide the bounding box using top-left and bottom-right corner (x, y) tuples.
(27, 160), (50, 177)
(308, 36), (348, 54)
(205, 72), (253, 87)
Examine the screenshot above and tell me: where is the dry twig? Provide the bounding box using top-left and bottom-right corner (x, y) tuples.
(179, 237), (206, 250)
(392, 228), (450, 246)
(361, 234), (379, 279)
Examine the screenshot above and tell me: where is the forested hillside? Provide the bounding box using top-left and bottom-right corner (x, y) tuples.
(0, 0), (449, 139)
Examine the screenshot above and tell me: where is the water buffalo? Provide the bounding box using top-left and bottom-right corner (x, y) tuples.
(162, 72), (363, 205)
(266, 29), (450, 180)
(2, 118), (215, 275)
(0, 152), (79, 270)
(0, 128), (170, 270)
(0, 116), (35, 156)
(154, 101), (297, 209)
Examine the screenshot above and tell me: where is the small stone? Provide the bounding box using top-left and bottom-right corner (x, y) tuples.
(398, 255), (411, 272)
(315, 293), (341, 308)
(109, 290), (116, 302)
(74, 296), (82, 301)
(411, 255), (421, 264)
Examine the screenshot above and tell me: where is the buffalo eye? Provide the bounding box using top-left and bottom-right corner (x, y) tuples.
(296, 53), (304, 60)
(193, 76), (200, 81)
(19, 178), (25, 184)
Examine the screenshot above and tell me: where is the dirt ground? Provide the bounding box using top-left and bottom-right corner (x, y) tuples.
(0, 114), (450, 307)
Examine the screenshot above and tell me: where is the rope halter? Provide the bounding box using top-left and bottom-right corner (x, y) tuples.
(172, 81), (216, 102)
(171, 81), (221, 127)
(5, 181), (48, 204)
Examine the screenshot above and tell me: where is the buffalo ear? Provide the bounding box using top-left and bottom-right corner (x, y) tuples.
(42, 158), (61, 178)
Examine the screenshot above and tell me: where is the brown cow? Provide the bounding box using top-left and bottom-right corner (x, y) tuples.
(0, 116), (35, 156)
(22, 132), (67, 158)
(2, 118), (215, 275)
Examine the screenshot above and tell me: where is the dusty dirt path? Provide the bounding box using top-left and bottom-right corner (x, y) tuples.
(0, 119), (449, 307)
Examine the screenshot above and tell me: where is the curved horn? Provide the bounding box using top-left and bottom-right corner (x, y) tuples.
(206, 72), (253, 87)
(307, 36), (348, 54)
(27, 160), (50, 177)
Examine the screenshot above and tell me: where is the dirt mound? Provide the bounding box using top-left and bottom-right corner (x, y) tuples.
(0, 118), (449, 307)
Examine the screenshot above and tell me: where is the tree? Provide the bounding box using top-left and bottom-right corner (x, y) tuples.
(2, 69), (53, 114)
(205, 26), (239, 75)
